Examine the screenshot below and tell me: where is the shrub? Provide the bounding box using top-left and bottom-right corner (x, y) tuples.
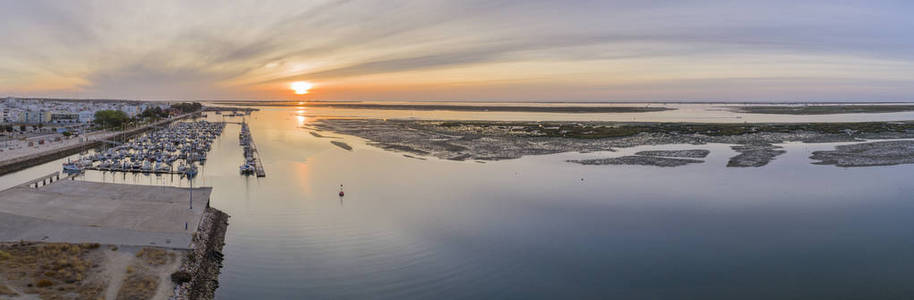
(170, 271), (192, 284)
(35, 279), (53, 288)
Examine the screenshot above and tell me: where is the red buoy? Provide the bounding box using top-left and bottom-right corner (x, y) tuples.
(339, 185), (345, 197)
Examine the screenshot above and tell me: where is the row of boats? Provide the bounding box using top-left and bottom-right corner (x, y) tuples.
(239, 122), (257, 175)
(62, 120), (225, 178)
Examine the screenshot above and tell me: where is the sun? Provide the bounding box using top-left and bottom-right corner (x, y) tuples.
(291, 81), (313, 95)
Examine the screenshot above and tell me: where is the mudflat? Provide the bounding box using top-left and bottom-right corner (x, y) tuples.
(316, 119), (914, 167)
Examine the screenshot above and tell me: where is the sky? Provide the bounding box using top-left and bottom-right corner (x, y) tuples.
(1, 0), (913, 102)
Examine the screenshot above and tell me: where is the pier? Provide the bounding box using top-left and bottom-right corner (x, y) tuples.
(251, 136), (266, 177)
(82, 166), (186, 175)
(238, 122), (266, 177)
(0, 178), (214, 248)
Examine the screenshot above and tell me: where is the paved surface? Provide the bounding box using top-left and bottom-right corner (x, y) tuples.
(0, 179), (211, 249)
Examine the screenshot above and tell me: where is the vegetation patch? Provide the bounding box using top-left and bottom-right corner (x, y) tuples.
(0, 242), (103, 299)
(0, 283), (18, 296)
(136, 247), (173, 266)
(116, 272), (160, 300)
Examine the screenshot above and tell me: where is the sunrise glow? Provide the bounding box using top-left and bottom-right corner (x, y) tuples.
(291, 81), (312, 95)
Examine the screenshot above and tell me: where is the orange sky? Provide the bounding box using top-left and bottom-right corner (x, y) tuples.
(2, 1), (914, 101)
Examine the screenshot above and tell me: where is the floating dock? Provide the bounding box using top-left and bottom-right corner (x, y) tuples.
(251, 138), (266, 177)
(238, 122), (266, 177)
(82, 166), (187, 175)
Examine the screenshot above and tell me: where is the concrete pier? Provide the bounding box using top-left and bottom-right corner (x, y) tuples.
(0, 179), (212, 249)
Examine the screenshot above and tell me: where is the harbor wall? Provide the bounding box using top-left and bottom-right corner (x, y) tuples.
(173, 206), (229, 300)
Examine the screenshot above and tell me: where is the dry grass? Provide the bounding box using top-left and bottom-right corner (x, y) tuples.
(0, 249), (11, 260)
(1, 243), (184, 299)
(113, 247), (178, 299)
(0, 242), (103, 299)
(136, 247), (173, 266)
(115, 272), (159, 300)
(0, 283), (17, 296)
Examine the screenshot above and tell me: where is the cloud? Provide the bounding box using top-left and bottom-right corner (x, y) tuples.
(1, 0), (913, 101)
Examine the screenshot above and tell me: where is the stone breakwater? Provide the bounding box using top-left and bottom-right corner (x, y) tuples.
(171, 207), (229, 300)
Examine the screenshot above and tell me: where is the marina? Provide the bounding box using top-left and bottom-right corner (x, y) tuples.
(60, 119), (224, 177)
(6, 106), (914, 299)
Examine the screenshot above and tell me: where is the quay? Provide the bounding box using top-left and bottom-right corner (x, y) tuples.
(18, 171), (69, 188)
(0, 112), (199, 176)
(0, 174), (230, 299)
(0, 177), (213, 248)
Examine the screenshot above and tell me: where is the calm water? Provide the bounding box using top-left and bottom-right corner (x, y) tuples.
(3, 107), (914, 299)
(210, 101), (914, 123)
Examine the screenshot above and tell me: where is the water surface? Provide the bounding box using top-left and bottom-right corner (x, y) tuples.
(3, 107), (914, 299)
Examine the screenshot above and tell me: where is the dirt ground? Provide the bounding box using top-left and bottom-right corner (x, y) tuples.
(0, 242), (186, 300)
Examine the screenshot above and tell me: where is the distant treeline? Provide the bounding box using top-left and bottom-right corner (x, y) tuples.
(96, 102), (202, 129)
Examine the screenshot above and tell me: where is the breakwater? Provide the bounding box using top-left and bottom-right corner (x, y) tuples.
(172, 206), (229, 300)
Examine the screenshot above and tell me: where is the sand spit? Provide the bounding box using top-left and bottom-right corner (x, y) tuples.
(810, 140), (914, 167)
(635, 149), (710, 158)
(310, 131), (339, 138)
(331, 141), (353, 151)
(569, 156), (703, 167)
(314, 119), (914, 167)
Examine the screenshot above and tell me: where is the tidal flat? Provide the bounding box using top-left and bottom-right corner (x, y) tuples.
(569, 155), (704, 167)
(315, 119), (914, 167)
(810, 140), (914, 167)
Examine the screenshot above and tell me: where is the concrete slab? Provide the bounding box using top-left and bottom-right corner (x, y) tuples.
(0, 179), (211, 249)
